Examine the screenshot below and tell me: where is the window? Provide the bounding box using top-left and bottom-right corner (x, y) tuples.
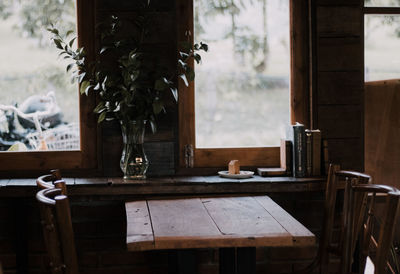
(364, 1), (400, 81)
(0, 0), (97, 173)
(177, 0), (310, 168)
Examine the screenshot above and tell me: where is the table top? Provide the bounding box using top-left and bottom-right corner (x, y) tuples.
(125, 195), (316, 251)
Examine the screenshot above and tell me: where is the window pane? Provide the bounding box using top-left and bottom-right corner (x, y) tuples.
(365, 15), (400, 81)
(0, 1), (79, 152)
(365, 0), (400, 7)
(194, 0), (290, 148)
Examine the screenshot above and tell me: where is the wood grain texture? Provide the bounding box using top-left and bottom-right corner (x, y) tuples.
(290, 0), (310, 127)
(316, 0), (360, 6)
(325, 138), (363, 171)
(194, 147), (280, 168)
(126, 201), (154, 251)
(317, 105), (362, 139)
(317, 72), (363, 105)
(125, 196), (315, 250)
(254, 196), (315, 246)
(201, 197), (292, 246)
(365, 80), (400, 188)
(317, 37), (362, 71)
(317, 6), (361, 37)
(148, 198), (222, 249)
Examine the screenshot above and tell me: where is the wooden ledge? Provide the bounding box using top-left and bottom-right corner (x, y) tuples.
(0, 176), (325, 197)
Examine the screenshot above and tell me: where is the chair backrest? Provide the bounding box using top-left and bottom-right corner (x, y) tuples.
(354, 184), (400, 274)
(320, 164), (372, 273)
(36, 188), (79, 274)
(36, 169), (67, 195)
(320, 164), (400, 274)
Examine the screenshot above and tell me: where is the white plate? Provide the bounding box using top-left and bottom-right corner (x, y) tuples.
(218, 170), (254, 179)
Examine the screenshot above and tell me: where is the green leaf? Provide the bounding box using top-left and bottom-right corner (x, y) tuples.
(80, 81), (90, 95)
(94, 102), (105, 113)
(154, 78), (168, 91)
(78, 72), (86, 84)
(49, 28), (59, 35)
(100, 47), (109, 54)
(93, 82), (101, 90)
(97, 112), (106, 123)
(84, 84), (93, 96)
(66, 63), (74, 73)
(193, 53), (201, 64)
(178, 59), (186, 69)
(69, 37), (76, 47)
(170, 87), (178, 102)
(66, 30), (74, 37)
(101, 76), (108, 91)
(179, 52), (189, 59)
(200, 42), (208, 52)
(186, 67), (195, 81)
(149, 119), (157, 133)
(53, 39), (63, 50)
(179, 74), (189, 86)
(152, 99), (164, 115)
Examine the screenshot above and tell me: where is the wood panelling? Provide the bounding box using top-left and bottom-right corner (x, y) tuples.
(317, 72), (362, 105)
(365, 80), (400, 188)
(317, 7), (361, 37)
(325, 138), (363, 170)
(317, 105), (362, 139)
(316, 0), (360, 6)
(317, 37), (362, 71)
(314, 0), (364, 171)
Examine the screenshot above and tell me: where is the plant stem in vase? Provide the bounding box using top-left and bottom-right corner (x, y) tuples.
(120, 120), (149, 180)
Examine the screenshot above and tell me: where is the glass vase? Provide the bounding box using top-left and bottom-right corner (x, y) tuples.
(120, 120), (149, 180)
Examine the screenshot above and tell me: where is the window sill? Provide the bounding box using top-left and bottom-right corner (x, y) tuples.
(0, 175), (325, 198)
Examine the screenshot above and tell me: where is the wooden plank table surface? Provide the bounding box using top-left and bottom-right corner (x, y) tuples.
(126, 195), (315, 251)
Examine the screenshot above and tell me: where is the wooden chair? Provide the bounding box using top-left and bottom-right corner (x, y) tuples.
(36, 187), (79, 274)
(298, 164), (400, 274)
(295, 164), (371, 274)
(36, 169), (67, 194)
(0, 261), (3, 274)
(354, 184), (400, 274)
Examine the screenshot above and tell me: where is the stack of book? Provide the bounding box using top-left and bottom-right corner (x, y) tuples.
(287, 123), (322, 178)
(257, 123), (327, 177)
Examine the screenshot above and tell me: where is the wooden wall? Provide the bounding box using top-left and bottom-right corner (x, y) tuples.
(313, 0), (364, 171)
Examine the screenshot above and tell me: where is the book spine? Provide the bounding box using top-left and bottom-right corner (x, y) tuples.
(285, 140), (292, 176)
(306, 131), (312, 177)
(293, 124), (306, 177)
(280, 139), (292, 176)
(312, 130), (322, 176)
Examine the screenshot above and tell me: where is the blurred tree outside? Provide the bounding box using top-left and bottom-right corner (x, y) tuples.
(365, 0), (400, 81)
(194, 0), (290, 148)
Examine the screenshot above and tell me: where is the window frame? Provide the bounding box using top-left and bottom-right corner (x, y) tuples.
(0, 0), (99, 176)
(176, 0), (310, 168)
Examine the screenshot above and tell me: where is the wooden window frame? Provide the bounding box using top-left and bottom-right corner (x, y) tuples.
(176, 0), (310, 168)
(0, 0), (99, 176)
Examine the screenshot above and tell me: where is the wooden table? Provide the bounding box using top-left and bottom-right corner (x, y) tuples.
(125, 195), (315, 274)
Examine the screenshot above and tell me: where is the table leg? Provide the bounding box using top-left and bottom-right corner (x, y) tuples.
(237, 247), (256, 274)
(219, 248), (236, 274)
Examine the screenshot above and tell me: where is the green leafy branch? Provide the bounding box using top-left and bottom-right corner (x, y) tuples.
(48, 11), (207, 133)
